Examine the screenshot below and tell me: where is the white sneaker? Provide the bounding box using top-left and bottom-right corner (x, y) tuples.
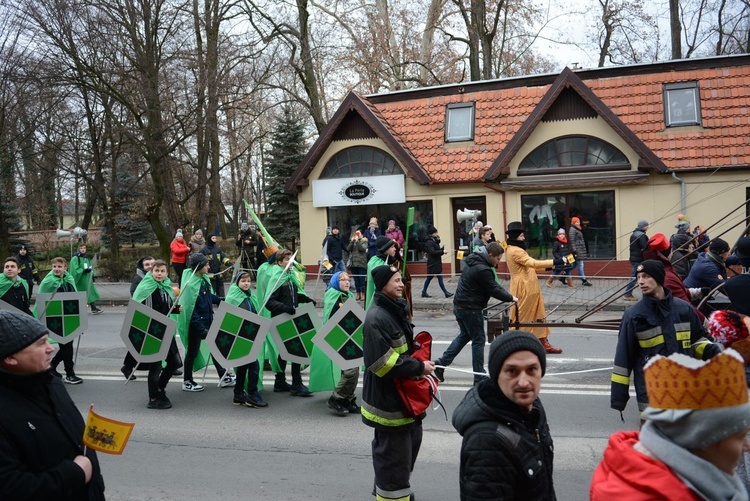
(182, 380), (205, 392)
(219, 373), (236, 388)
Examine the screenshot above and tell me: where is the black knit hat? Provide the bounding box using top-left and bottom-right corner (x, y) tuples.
(427, 225), (438, 235)
(371, 265), (399, 292)
(736, 237), (750, 263)
(637, 259), (665, 286)
(235, 270), (250, 286)
(488, 331), (546, 381)
(189, 253), (208, 271)
(376, 236), (395, 253)
(709, 238), (730, 255)
(0, 311), (49, 360)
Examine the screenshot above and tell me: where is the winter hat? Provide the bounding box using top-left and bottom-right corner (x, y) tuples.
(194, 229), (203, 236)
(637, 219), (649, 230)
(571, 217), (581, 228)
(557, 228), (566, 235)
(648, 233), (670, 253)
(670, 232), (692, 251)
(376, 236), (395, 253)
(234, 270), (251, 286)
(641, 350), (750, 449)
(371, 265), (399, 292)
(388, 220), (396, 226)
(735, 237), (750, 260)
(709, 238), (730, 255)
(176, 229), (184, 238)
(0, 310), (49, 360)
(427, 225), (438, 235)
(707, 310), (750, 362)
(506, 221), (524, 238)
(189, 253), (208, 271)
(636, 260), (665, 286)
(488, 331), (546, 381)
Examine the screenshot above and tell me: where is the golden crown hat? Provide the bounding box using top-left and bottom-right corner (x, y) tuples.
(644, 350), (749, 410)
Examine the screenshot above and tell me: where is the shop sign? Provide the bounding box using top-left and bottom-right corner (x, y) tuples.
(312, 174), (406, 207)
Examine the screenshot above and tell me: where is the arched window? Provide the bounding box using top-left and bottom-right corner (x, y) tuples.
(320, 146), (401, 179)
(519, 136), (629, 175)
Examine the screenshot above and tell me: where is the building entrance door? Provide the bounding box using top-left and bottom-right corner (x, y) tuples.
(451, 196), (486, 272)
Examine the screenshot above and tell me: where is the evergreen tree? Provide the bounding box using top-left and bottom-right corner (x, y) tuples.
(100, 167), (153, 248)
(264, 107), (306, 248)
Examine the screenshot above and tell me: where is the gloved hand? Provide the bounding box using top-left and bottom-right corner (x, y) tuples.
(173, 305), (182, 314)
(83, 267), (93, 274)
(701, 286), (712, 298)
(284, 305), (296, 315)
(310, 299), (317, 307)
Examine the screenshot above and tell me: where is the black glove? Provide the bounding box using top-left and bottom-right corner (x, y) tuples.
(284, 305), (296, 315)
(173, 305), (182, 314)
(310, 299), (317, 307)
(700, 287), (712, 298)
(83, 267), (93, 274)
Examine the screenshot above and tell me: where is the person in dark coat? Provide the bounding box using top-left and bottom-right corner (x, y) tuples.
(0, 310), (106, 500)
(725, 236), (750, 316)
(434, 243), (517, 385)
(452, 331), (556, 501)
(15, 245), (41, 297)
(669, 232), (694, 280)
(684, 237), (740, 294)
(322, 226), (345, 273)
(624, 220), (649, 300)
(421, 225), (453, 298)
(0, 258), (32, 316)
(363, 217), (382, 258)
(200, 235), (232, 297)
(362, 265), (435, 501)
(235, 221), (257, 273)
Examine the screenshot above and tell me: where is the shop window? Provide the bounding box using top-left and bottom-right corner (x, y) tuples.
(445, 103), (475, 142)
(519, 191), (615, 259)
(519, 136), (629, 175)
(327, 200), (434, 263)
(664, 82), (701, 127)
(320, 146), (401, 178)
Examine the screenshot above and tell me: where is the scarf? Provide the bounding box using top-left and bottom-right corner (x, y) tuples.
(506, 238), (527, 250)
(557, 235), (567, 244)
(640, 421), (749, 501)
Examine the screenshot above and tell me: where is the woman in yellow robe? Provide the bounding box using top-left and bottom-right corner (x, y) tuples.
(504, 221), (563, 353)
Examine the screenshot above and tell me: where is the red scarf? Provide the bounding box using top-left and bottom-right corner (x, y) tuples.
(557, 234), (567, 244)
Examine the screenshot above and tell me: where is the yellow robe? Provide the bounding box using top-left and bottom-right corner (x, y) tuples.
(505, 244), (553, 339)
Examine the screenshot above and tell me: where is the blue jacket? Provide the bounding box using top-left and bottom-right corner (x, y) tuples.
(610, 289), (719, 412)
(190, 279), (221, 331)
(683, 251), (740, 291)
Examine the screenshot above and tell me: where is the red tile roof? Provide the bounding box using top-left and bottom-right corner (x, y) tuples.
(366, 56), (750, 183)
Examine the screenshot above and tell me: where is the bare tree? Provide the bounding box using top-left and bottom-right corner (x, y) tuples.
(593, 0), (658, 66)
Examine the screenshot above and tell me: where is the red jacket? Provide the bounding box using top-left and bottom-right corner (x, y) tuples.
(590, 431), (701, 501)
(170, 238), (190, 265)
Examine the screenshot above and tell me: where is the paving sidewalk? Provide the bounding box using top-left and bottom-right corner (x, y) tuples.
(77, 275), (634, 314)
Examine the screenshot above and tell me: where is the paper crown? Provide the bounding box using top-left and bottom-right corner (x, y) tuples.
(644, 350), (748, 410)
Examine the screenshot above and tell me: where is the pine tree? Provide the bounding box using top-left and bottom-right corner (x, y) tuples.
(264, 107), (306, 248)
(100, 167), (153, 248)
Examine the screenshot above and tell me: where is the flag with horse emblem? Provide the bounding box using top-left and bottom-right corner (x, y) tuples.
(205, 301), (272, 368)
(269, 302), (322, 364)
(119, 300), (177, 364)
(83, 405), (135, 455)
(35, 292), (88, 344)
(312, 298), (366, 370)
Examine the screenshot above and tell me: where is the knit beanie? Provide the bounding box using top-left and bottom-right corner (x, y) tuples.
(707, 310), (750, 362)
(189, 253), (208, 271)
(709, 238), (730, 255)
(235, 270), (250, 286)
(376, 236), (395, 253)
(636, 260), (665, 286)
(0, 310), (49, 360)
(735, 237), (750, 260)
(571, 217), (581, 228)
(637, 219), (649, 230)
(488, 331), (546, 381)
(557, 228), (565, 235)
(176, 229), (183, 238)
(371, 265), (399, 292)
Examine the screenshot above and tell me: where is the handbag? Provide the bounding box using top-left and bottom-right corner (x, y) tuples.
(393, 331), (445, 418)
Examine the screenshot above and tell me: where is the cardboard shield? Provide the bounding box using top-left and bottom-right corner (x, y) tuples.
(36, 292), (89, 344)
(205, 302), (272, 368)
(119, 300), (177, 363)
(269, 302), (322, 364)
(312, 298), (366, 370)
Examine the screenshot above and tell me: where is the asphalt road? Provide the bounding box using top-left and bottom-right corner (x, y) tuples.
(61, 307), (638, 500)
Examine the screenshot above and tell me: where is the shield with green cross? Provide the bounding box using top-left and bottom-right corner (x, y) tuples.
(312, 298), (366, 370)
(119, 300), (177, 363)
(269, 302), (322, 365)
(205, 302), (272, 368)
(35, 292), (89, 344)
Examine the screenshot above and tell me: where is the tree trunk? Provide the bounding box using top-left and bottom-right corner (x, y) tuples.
(670, 0), (681, 59)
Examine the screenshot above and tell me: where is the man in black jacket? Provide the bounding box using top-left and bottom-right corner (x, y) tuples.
(322, 226), (345, 273)
(434, 243), (517, 384)
(362, 265), (435, 501)
(452, 331), (556, 501)
(15, 245), (41, 297)
(624, 220), (650, 300)
(200, 235), (232, 297)
(0, 310), (105, 500)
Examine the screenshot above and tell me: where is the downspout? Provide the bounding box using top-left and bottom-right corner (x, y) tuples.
(482, 182), (508, 231)
(671, 171), (687, 215)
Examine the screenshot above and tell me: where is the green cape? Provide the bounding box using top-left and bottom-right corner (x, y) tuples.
(132, 272), (174, 303)
(0, 274), (29, 299)
(224, 283), (258, 312)
(34, 271), (77, 318)
(177, 268), (213, 371)
(69, 254), (100, 303)
(308, 287), (354, 392)
(254, 262), (282, 375)
(365, 255), (387, 309)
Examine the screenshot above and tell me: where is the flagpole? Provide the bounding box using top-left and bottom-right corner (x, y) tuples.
(124, 362), (139, 386)
(73, 334), (82, 366)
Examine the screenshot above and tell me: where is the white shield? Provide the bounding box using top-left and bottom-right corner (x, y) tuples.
(205, 301), (272, 368)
